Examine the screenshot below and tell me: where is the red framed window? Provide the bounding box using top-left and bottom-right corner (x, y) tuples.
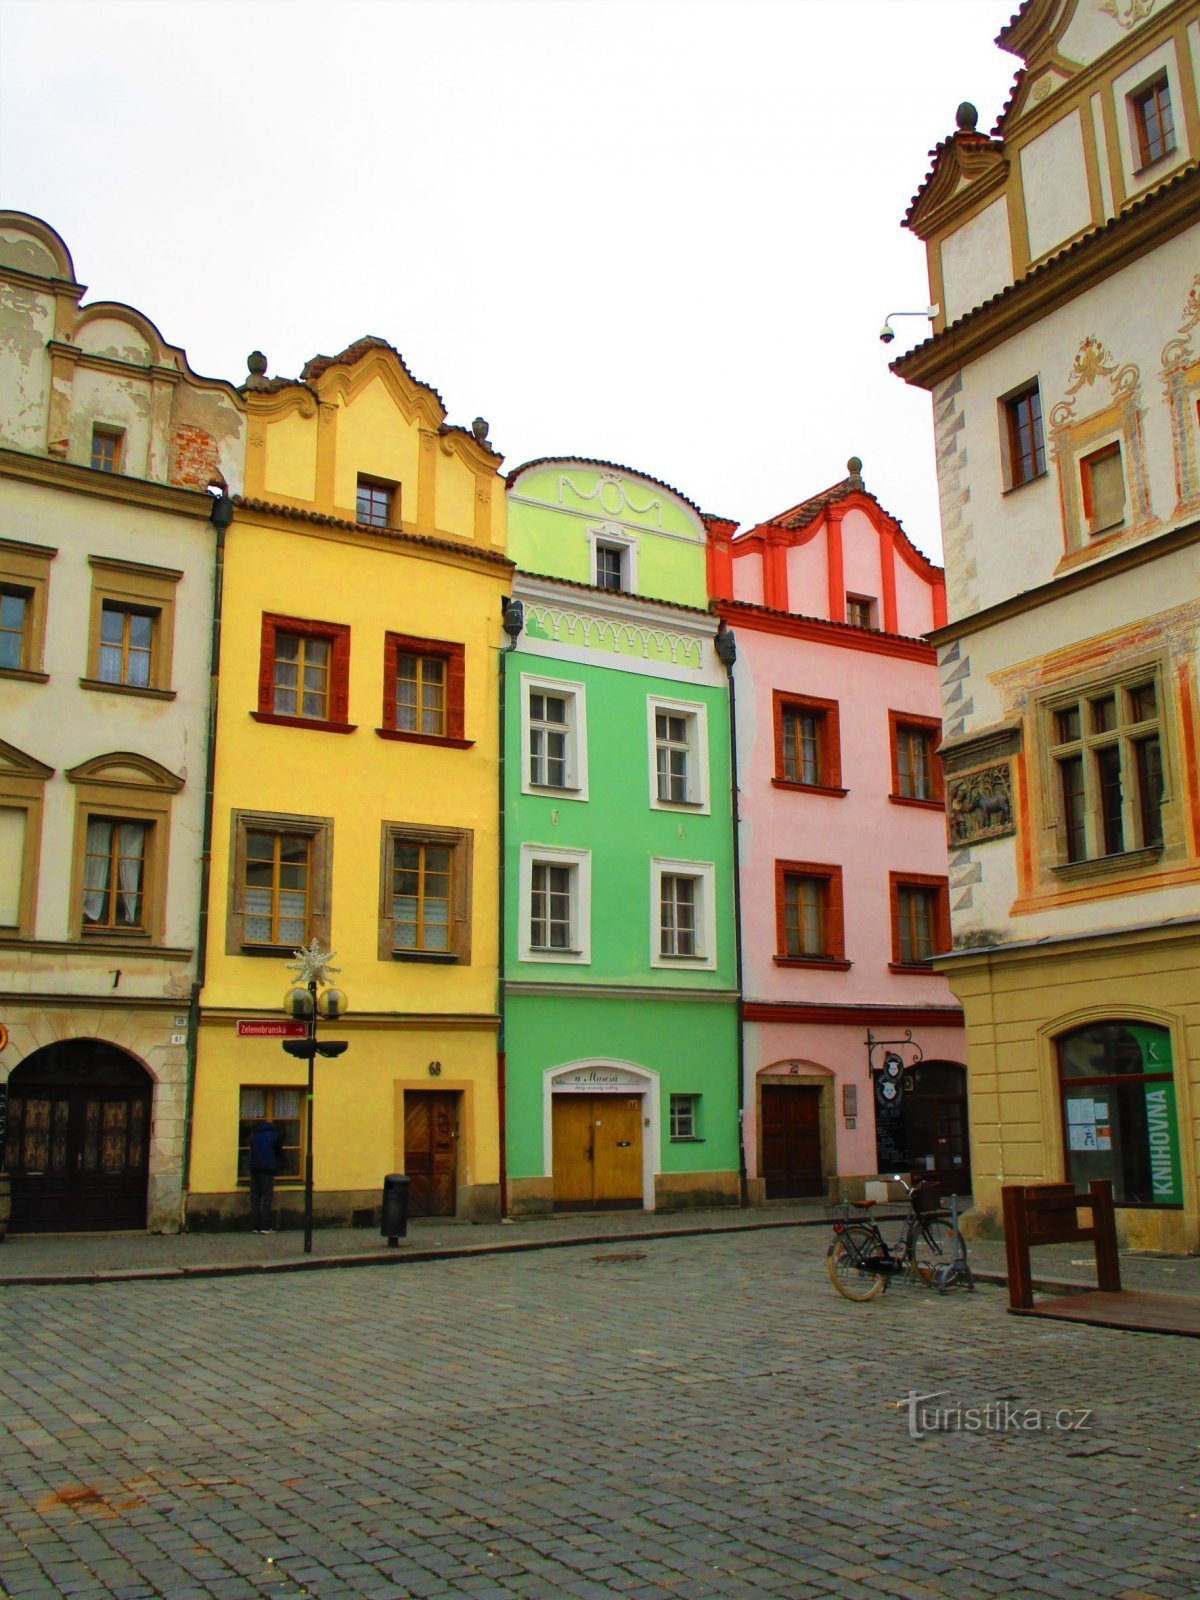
(888, 710), (943, 806)
(774, 860), (848, 969)
(889, 872), (950, 971)
(380, 632), (469, 748)
(254, 613), (353, 733)
(772, 691), (844, 793)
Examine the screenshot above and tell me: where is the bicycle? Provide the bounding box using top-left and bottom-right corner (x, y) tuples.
(825, 1173), (973, 1300)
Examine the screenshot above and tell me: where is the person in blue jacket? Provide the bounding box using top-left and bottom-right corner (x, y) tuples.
(248, 1118), (284, 1234)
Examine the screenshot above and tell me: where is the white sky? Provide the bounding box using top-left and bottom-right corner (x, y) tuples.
(0, 0), (1020, 561)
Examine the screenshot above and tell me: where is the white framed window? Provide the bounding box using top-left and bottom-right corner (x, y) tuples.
(650, 856), (716, 970)
(587, 524), (638, 594)
(647, 697), (709, 812)
(518, 843), (591, 963)
(521, 674), (588, 799)
(669, 1093), (701, 1141)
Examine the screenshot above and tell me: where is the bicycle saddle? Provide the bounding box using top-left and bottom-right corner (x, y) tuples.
(851, 1199), (877, 1208)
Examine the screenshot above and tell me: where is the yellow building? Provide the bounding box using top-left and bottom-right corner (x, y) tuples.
(187, 337), (511, 1227)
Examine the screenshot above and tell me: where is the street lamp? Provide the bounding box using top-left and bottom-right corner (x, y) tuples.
(281, 941), (348, 1255)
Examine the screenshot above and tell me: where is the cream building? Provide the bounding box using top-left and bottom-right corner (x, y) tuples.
(0, 213), (244, 1232)
(894, 0), (1200, 1251)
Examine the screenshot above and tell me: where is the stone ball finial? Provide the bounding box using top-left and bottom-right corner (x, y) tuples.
(247, 350), (268, 378)
(956, 102), (979, 133)
(472, 417), (490, 444)
(847, 456), (863, 484)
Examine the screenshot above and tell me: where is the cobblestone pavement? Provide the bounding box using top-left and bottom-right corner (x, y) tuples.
(1, 1228), (1197, 1600)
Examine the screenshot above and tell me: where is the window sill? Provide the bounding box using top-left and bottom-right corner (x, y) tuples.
(1001, 469), (1048, 496)
(0, 666), (49, 684)
(774, 955), (852, 971)
(1051, 845), (1162, 883)
(80, 676), (176, 701)
(239, 942), (314, 958)
(888, 793), (944, 811)
(376, 727), (473, 750)
(390, 950), (461, 964)
(669, 1136), (705, 1144)
(81, 925), (150, 941)
(251, 712), (357, 734)
(526, 783), (586, 800)
(771, 779), (848, 797)
(1132, 146), (1177, 179)
(888, 960), (938, 974)
(523, 949), (587, 962)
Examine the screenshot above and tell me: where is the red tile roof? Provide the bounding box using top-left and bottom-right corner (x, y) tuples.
(231, 496), (514, 568)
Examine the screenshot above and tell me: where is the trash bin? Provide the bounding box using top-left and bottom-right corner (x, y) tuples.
(381, 1173), (410, 1246)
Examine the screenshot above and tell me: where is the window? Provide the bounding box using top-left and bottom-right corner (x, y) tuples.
(227, 811), (332, 954)
(1058, 1023), (1181, 1207)
(650, 858), (717, 970)
(380, 821), (472, 962)
(1003, 382), (1045, 487)
(85, 556), (180, 698)
(846, 595), (875, 629)
(773, 691), (843, 792)
(1130, 75), (1174, 169)
(596, 544), (625, 590)
(588, 526), (638, 593)
(0, 738), (53, 938)
(90, 427), (123, 473)
(82, 819), (148, 932)
(774, 861), (848, 968)
(889, 711), (943, 806)
(1081, 443), (1126, 537)
(254, 614), (352, 732)
(889, 873), (950, 970)
(1047, 675), (1165, 865)
(356, 476), (397, 529)
(518, 844), (591, 963)
(237, 1087), (302, 1182)
(0, 539), (55, 681)
(669, 1094), (701, 1141)
(0, 588), (30, 671)
(380, 633), (468, 747)
(521, 676), (587, 798)
(67, 752), (181, 944)
(648, 697), (708, 811)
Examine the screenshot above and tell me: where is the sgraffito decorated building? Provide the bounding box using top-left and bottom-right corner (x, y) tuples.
(710, 461), (968, 1203)
(502, 459), (740, 1214)
(0, 213), (244, 1232)
(894, 0), (1200, 1249)
(186, 337), (512, 1226)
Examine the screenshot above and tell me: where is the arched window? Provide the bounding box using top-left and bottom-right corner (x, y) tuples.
(1056, 1023), (1181, 1207)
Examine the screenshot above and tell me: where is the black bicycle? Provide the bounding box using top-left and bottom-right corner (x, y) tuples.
(826, 1174), (973, 1300)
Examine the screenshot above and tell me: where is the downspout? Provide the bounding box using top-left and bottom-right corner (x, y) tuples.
(181, 491), (233, 1226)
(496, 597), (525, 1219)
(715, 622), (748, 1207)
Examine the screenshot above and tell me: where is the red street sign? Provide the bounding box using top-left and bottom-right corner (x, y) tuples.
(236, 1020), (307, 1039)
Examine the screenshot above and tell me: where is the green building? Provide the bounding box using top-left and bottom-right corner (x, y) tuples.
(502, 458), (740, 1214)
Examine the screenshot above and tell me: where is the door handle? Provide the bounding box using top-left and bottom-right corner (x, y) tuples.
(77, 1154), (83, 1170)
(616, 1141), (631, 1148)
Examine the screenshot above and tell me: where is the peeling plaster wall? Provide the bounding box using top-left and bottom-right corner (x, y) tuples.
(0, 281), (54, 452)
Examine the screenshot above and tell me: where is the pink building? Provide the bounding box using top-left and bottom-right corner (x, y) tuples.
(710, 459), (969, 1201)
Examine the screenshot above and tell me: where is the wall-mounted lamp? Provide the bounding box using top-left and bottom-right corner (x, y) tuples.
(879, 305), (939, 345)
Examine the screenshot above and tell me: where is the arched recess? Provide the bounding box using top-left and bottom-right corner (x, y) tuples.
(5, 1040), (153, 1232)
(757, 1059), (834, 1200)
(543, 1059), (659, 1212)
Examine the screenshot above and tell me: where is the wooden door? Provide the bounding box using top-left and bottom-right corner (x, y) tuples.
(551, 1095), (644, 1210)
(404, 1091), (459, 1217)
(5, 1085), (150, 1231)
(761, 1084), (824, 1199)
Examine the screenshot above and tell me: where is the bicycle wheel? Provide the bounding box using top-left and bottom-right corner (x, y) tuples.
(826, 1227), (887, 1301)
(911, 1213), (968, 1288)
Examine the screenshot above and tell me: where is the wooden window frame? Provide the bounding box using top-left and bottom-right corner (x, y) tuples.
(356, 475), (398, 529)
(1000, 380), (1046, 489)
(90, 426), (124, 474)
(772, 690), (845, 794)
(774, 860), (849, 970)
(0, 539), (55, 683)
(888, 871), (950, 972)
(845, 594), (876, 629)
(84, 556), (181, 700)
(1130, 74), (1175, 171)
(378, 632), (470, 749)
(0, 739), (53, 939)
(237, 1086), (305, 1187)
(669, 1093), (702, 1142)
(379, 820), (473, 963)
(226, 809), (333, 955)
(888, 710), (944, 809)
(253, 612), (354, 734)
(67, 754), (182, 947)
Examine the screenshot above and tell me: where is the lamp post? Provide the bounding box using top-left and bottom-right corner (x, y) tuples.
(282, 941), (348, 1255)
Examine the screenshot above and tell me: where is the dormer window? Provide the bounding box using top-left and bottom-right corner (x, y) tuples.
(596, 542), (626, 591)
(588, 527), (637, 593)
(846, 595), (875, 629)
(91, 427), (122, 473)
(356, 476), (397, 529)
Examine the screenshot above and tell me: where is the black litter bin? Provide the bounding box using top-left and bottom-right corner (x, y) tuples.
(381, 1173), (411, 1246)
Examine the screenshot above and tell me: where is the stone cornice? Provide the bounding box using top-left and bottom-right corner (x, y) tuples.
(506, 982), (738, 1004)
(0, 447), (217, 519)
(743, 1000), (964, 1026)
(935, 913), (1200, 970)
(198, 1006), (500, 1030)
(717, 600), (936, 663)
(515, 572), (716, 633)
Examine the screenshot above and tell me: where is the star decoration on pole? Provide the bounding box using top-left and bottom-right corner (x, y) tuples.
(287, 939), (341, 987)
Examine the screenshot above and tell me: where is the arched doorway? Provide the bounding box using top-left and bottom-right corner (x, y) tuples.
(893, 1060), (970, 1196)
(4, 1041), (152, 1231)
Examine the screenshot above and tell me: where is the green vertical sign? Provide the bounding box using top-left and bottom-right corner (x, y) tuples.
(1130, 1025), (1183, 1206)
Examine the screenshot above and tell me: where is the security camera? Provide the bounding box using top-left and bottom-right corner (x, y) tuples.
(879, 323), (895, 344)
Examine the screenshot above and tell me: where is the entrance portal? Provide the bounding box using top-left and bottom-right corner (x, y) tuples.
(552, 1095), (643, 1210)
(760, 1083), (825, 1198)
(878, 1061), (971, 1197)
(403, 1090), (459, 1216)
(4, 1041), (152, 1231)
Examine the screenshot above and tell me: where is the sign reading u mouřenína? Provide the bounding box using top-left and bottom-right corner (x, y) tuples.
(236, 1020), (308, 1039)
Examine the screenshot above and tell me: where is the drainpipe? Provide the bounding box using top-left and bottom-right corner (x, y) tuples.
(715, 622), (748, 1207)
(181, 491), (233, 1225)
(496, 597), (525, 1219)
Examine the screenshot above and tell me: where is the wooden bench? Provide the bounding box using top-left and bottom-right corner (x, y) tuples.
(1001, 1179), (1200, 1337)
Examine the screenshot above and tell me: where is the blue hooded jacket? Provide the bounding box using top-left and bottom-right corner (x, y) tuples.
(248, 1121), (284, 1173)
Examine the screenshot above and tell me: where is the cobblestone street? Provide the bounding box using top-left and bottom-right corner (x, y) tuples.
(2, 1227), (1197, 1600)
